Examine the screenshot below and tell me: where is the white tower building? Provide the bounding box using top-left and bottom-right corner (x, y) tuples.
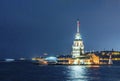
(72, 19), (84, 58)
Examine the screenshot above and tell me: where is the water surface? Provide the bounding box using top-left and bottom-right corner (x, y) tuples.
(0, 62), (120, 81)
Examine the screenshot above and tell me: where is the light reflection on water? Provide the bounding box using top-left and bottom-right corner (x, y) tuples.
(66, 65), (100, 81)
(1, 62), (120, 81)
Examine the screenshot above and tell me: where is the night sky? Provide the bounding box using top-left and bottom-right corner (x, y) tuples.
(0, 0), (120, 59)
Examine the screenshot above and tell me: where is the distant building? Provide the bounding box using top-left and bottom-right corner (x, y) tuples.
(5, 59), (15, 62)
(99, 51), (120, 61)
(72, 19), (84, 58)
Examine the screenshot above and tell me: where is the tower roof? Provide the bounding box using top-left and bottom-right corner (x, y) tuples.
(75, 19), (82, 40)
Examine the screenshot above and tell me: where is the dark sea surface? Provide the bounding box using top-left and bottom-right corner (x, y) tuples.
(0, 61), (120, 81)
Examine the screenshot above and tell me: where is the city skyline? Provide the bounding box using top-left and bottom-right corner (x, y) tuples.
(0, 0), (120, 59)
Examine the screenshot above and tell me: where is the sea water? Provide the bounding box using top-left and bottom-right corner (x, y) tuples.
(0, 61), (120, 81)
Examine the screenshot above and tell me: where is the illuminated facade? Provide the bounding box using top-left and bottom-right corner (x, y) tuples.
(72, 20), (84, 58)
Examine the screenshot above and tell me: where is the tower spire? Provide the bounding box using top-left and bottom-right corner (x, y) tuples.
(77, 19), (80, 33)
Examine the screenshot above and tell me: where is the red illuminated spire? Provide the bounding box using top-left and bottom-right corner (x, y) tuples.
(77, 19), (80, 33)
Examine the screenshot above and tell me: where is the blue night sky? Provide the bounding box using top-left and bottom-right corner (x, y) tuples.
(0, 0), (120, 59)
